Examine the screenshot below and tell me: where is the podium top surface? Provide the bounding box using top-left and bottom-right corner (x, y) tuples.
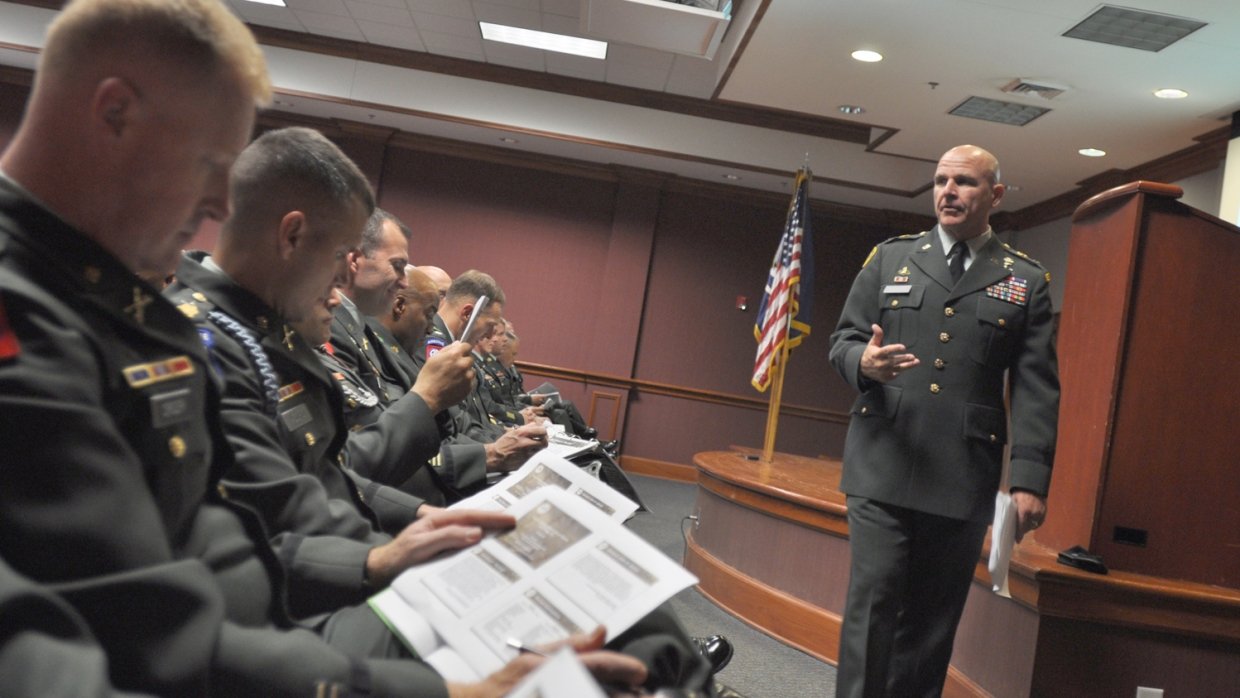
(1072, 180), (1183, 222)
(694, 448), (845, 514)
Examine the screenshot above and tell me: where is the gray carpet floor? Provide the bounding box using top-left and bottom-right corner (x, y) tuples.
(625, 474), (838, 698)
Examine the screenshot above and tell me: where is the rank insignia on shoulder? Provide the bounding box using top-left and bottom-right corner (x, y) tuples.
(277, 381), (304, 402)
(986, 276), (1029, 306)
(1045, 271), (1052, 283)
(177, 302), (199, 319)
(0, 293), (21, 361)
(123, 355), (195, 388)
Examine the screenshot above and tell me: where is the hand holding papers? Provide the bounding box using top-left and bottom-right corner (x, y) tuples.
(503, 648), (609, 698)
(988, 491), (1017, 597)
(369, 487), (697, 683)
(541, 423), (600, 461)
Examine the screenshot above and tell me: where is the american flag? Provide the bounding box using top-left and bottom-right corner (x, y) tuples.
(752, 169), (814, 392)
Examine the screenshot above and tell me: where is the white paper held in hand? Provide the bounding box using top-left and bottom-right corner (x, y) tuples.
(458, 295), (489, 344)
(988, 491), (1017, 598)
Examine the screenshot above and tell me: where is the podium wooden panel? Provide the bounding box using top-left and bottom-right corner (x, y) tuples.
(685, 448), (1240, 697)
(1042, 181), (1240, 588)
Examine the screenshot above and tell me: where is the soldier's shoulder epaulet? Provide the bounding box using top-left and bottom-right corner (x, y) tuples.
(1000, 242), (1051, 282)
(862, 231), (926, 267)
(1000, 243), (1045, 268)
(890, 230), (928, 242)
(167, 288), (216, 321)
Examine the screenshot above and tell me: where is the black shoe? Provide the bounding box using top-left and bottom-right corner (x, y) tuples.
(691, 634), (733, 674)
(581, 426), (599, 439)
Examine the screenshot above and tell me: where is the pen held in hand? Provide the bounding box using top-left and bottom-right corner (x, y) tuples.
(506, 637), (550, 657)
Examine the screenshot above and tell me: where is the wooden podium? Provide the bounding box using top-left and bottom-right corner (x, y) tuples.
(1041, 181), (1240, 588)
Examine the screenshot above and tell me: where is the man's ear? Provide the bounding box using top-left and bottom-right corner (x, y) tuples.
(92, 77), (138, 138)
(991, 182), (1006, 209)
(456, 303), (476, 339)
(276, 211), (306, 260)
(346, 249), (364, 277)
(392, 296), (406, 320)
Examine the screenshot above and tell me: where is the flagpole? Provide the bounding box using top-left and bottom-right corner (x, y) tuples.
(754, 165), (812, 464)
(760, 334), (792, 463)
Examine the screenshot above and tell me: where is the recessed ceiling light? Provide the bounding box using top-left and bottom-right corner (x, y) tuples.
(499, 137), (519, 144)
(851, 49), (883, 63)
(1079, 148), (1107, 157)
(1153, 88), (1188, 99)
(838, 105), (865, 115)
(243, 0), (287, 6)
(479, 22), (607, 59)
(721, 173), (741, 181)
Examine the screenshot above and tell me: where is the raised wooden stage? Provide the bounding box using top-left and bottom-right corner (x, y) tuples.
(683, 448), (1240, 697)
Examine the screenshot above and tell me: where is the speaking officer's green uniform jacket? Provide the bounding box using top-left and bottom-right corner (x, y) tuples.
(828, 229), (1059, 522)
(0, 180), (455, 696)
(167, 252), (443, 616)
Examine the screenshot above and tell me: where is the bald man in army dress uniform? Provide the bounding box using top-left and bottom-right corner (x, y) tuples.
(829, 145), (1059, 697)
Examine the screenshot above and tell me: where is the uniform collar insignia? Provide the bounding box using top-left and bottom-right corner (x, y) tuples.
(125, 287), (153, 325)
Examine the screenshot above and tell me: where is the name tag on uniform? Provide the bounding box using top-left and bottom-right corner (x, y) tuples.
(279, 403), (313, 432)
(150, 388), (192, 428)
(883, 284), (912, 294)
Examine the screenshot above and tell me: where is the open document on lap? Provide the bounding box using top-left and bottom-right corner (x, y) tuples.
(369, 487), (696, 681)
(452, 452), (638, 522)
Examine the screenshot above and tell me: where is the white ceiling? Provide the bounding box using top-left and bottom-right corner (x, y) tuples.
(2, 0), (1238, 221)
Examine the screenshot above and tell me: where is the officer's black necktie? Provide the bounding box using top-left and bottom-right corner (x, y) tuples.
(948, 241), (968, 285)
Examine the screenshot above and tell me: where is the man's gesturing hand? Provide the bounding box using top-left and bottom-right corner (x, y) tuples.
(859, 323), (919, 383)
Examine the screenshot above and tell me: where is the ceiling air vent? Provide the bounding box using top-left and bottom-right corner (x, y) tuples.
(949, 97), (1050, 127)
(1001, 79), (1068, 100)
(1063, 5), (1206, 52)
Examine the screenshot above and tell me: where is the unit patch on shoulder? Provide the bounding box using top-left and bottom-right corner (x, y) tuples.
(425, 336), (446, 359)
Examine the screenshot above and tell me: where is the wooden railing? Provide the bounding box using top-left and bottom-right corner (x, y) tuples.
(516, 360), (850, 426)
